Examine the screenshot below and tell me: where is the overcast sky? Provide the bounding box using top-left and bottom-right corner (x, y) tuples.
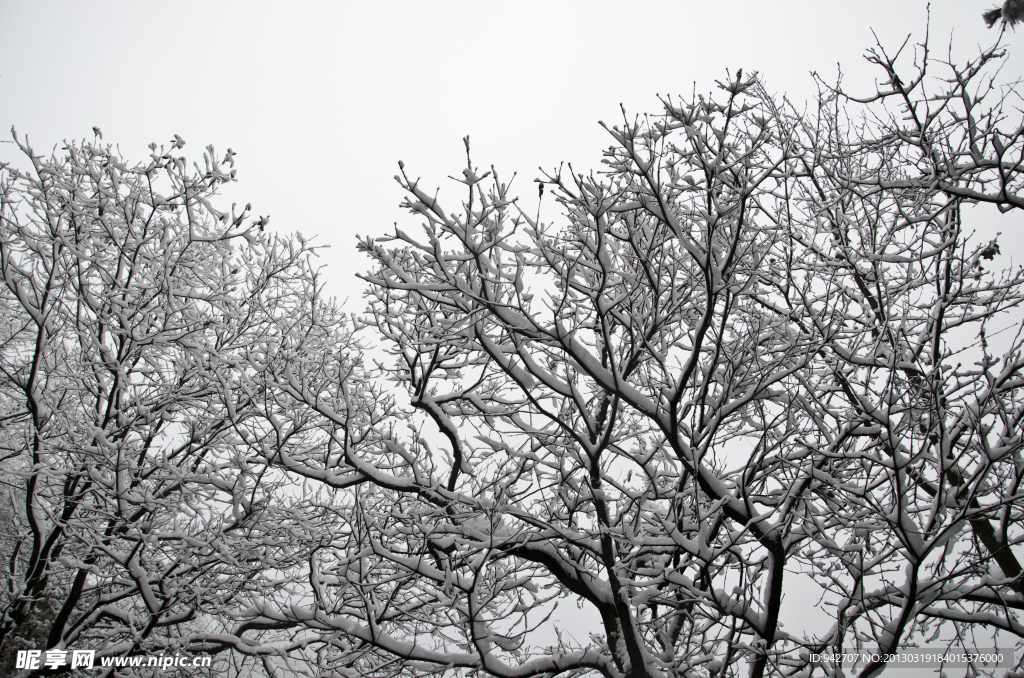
(0, 0), (1019, 303)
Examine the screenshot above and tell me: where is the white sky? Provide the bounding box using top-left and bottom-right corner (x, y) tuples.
(1, 0), (1020, 302)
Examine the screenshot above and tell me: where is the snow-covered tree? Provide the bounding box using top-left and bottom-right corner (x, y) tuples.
(3, 30), (1023, 678)
(0, 133), (351, 674)
(244, 36), (1024, 678)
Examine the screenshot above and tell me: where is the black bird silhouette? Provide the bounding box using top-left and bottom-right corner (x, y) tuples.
(984, 0), (1024, 28)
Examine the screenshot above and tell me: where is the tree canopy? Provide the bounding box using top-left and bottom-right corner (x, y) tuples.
(2, 30), (1024, 678)
(0, 133), (352, 676)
